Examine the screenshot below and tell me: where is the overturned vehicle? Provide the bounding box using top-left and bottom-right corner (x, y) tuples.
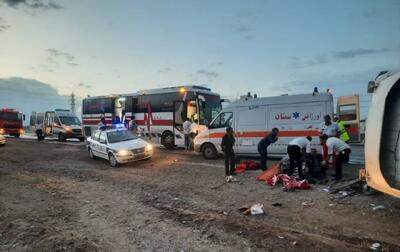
(365, 71), (400, 198)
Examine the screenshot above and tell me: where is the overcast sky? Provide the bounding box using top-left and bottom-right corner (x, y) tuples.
(0, 0), (399, 118)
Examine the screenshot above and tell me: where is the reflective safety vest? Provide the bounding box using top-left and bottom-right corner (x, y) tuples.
(337, 120), (350, 142)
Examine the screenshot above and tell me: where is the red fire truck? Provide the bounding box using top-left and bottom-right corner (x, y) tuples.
(0, 108), (25, 138)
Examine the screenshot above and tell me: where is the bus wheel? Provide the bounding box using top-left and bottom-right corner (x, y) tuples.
(14, 134), (20, 138)
(202, 143), (217, 159)
(161, 131), (175, 149)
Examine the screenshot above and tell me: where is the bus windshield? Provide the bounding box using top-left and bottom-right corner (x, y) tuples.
(198, 94), (222, 125)
(0, 112), (20, 121)
(59, 116), (81, 126)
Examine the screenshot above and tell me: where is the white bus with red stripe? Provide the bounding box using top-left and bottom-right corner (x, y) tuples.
(82, 86), (222, 149)
(194, 93), (334, 159)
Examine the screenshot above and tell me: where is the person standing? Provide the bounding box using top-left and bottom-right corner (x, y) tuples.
(221, 126), (236, 176)
(189, 119), (199, 150)
(286, 136), (312, 179)
(319, 115), (339, 137)
(319, 134), (351, 181)
(98, 117), (106, 130)
(129, 115), (138, 134)
(257, 128), (279, 171)
(333, 116), (350, 143)
(183, 118), (192, 150)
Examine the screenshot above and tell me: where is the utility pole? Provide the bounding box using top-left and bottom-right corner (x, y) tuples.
(70, 92), (76, 114)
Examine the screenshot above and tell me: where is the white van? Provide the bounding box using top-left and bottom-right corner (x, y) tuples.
(194, 93), (334, 159)
(30, 109), (84, 141)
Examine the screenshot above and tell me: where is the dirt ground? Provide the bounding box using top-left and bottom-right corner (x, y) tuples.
(0, 139), (399, 252)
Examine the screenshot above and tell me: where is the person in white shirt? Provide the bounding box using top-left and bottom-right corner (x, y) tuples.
(320, 134), (351, 180)
(286, 136), (312, 179)
(319, 115), (339, 137)
(182, 118), (192, 150)
(189, 119), (199, 150)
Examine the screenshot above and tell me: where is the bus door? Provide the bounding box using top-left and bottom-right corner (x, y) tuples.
(44, 111), (55, 136)
(173, 101), (185, 146)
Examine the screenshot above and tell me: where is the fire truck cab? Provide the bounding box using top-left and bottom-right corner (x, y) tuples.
(0, 108), (25, 138)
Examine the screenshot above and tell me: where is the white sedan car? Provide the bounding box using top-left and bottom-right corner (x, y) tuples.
(86, 128), (153, 167)
(0, 134), (5, 146)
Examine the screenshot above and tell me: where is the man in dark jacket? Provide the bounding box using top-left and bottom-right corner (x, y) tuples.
(258, 128), (279, 170)
(221, 126), (236, 176)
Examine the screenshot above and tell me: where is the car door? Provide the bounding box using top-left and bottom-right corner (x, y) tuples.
(89, 130), (101, 157)
(98, 131), (109, 159)
(208, 111), (234, 152)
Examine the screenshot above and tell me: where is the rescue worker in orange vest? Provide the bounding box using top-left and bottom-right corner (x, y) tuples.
(333, 116), (350, 143)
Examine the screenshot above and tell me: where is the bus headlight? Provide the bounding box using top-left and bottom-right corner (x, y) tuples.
(118, 149), (130, 156)
(0, 128), (4, 134)
(19, 128), (25, 134)
(145, 144), (153, 152)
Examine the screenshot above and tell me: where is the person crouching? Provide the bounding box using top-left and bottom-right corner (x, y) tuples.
(221, 126), (236, 177)
(286, 136), (312, 179)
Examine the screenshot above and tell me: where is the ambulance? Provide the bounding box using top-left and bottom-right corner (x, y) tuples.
(194, 92), (334, 159)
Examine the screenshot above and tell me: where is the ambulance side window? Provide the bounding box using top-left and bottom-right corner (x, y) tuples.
(210, 112), (233, 129)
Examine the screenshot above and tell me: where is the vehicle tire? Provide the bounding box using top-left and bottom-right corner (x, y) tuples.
(79, 137), (85, 142)
(161, 131), (175, 149)
(142, 157), (151, 161)
(88, 148), (96, 159)
(58, 133), (66, 142)
(108, 153), (118, 167)
(202, 143), (217, 159)
(14, 134), (20, 138)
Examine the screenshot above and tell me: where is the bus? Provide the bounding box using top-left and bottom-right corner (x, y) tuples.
(337, 95), (360, 142)
(82, 86), (222, 149)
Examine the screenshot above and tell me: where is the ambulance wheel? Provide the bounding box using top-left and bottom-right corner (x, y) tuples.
(161, 131), (175, 149)
(58, 133), (66, 142)
(202, 143), (217, 159)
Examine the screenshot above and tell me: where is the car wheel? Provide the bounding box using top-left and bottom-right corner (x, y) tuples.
(88, 148), (96, 159)
(202, 143), (217, 159)
(58, 133), (66, 142)
(108, 153), (118, 167)
(161, 131), (175, 149)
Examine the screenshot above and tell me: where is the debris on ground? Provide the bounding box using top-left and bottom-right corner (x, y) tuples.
(225, 176), (238, 183)
(370, 242), (383, 251)
(266, 174), (311, 190)
(272, 203), (282, 207)
(301, 202), (314, 207)
(372, 205), (386, 211)
(239, 203), (265, 215)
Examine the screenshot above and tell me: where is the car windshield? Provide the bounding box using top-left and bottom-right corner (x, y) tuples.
(59, 116), (81, 126)
(107, 130), (138, 143)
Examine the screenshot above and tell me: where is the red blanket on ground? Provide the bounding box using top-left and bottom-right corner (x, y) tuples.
(256, 163), (281, 181)
(235, 160), (261, 174)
